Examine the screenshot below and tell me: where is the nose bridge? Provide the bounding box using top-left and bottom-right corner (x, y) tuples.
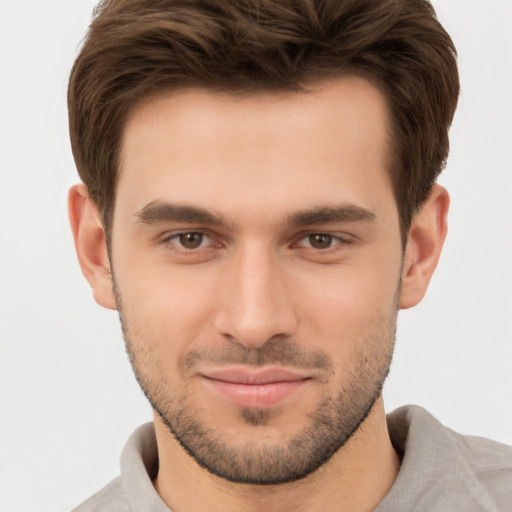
(215, 241), (297, 347)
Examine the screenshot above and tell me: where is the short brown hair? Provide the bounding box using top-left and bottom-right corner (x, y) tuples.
(68, 0), (459, 242)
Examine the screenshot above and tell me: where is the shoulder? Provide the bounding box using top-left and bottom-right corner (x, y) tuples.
(71, 422), (170, 512)
(380, 405), (512, 512)
(388, 404), (512, 468)
(71, 477), (129, 512)
(440, 420), (512, 505)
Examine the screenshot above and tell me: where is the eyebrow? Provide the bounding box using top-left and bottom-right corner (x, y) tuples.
(286, 205), (376, 227)
(136, 201), (230, 226)
(136, 201), (376, 228)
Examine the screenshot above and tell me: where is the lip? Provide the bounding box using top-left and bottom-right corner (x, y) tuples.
(200, 367), (311, 409)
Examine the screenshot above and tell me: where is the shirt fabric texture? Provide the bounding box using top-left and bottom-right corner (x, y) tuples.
(72, 405), (512, 511)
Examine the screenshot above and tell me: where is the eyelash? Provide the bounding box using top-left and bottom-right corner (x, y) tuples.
(293, 233), (352, 251)
(162, 231), (218, 251)
(161, 230), (352, 253)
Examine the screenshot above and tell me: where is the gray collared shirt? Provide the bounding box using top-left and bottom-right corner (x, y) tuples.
(72, 405), (512, 511)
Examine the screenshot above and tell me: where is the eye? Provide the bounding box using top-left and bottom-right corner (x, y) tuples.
(296, 233), (347, 250)
(166, 231), (213, 250)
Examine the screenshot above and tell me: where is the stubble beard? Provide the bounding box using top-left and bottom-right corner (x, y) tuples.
(114, 282), (397, 485)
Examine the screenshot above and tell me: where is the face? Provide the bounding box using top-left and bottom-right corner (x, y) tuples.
(111, 77), (403, 484)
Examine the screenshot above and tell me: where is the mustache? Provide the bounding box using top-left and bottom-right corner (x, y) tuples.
(179, 337), (334, 374)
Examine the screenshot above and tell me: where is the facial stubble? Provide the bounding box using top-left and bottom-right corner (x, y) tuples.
(113, 279), (398, 485)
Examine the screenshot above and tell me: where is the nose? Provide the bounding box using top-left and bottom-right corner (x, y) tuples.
(214, 244), (298, 349)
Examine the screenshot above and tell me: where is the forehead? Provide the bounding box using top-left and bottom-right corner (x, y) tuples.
(117, 76), (394, 225)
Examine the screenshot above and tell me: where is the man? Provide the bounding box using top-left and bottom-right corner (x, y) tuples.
(67, 0), (512, 510)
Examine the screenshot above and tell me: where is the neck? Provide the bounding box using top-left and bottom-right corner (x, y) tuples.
(153, 396), (400, 512)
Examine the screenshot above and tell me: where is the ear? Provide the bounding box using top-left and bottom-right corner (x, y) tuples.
(399, 184), (449, 309)
(68, 184), (117, 310)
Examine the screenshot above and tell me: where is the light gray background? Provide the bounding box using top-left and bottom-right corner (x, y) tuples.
(1, 1), (511, 510)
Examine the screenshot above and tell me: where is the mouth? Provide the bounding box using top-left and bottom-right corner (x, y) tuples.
(199, 367), (312, 409)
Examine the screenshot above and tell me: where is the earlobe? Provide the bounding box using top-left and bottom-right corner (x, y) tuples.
(68, 184), (117, 310)
(399, 185), (449, 309)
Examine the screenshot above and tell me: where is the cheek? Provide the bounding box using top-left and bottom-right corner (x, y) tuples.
(117, 287), (210, 394)
(292, 258), (400, 351)
(299, 262), (399, 311)
(113, 255), (222, 369)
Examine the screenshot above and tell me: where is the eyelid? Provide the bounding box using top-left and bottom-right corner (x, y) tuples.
(293, 231), (354, 247)
(157, 228), (354, 253)
(160, 229), (219, 249)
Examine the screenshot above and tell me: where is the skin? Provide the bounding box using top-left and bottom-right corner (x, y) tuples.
(69, 76), (449, 512)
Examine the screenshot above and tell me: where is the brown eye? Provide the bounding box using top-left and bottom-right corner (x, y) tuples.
(178, 232), (204, 249)
(308, 234), (333, 249)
